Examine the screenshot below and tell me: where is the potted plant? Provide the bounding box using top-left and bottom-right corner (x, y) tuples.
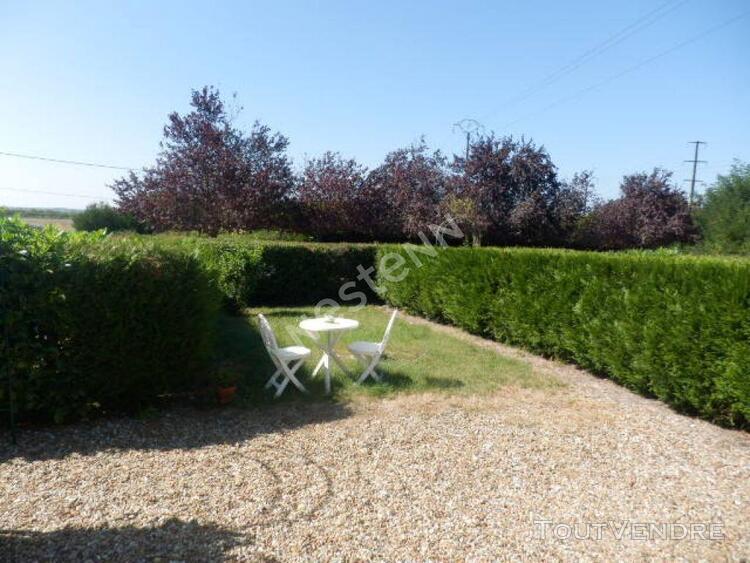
(214, 368), (238, 405)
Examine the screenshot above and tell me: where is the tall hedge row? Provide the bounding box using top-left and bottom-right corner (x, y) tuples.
(1, 225), (377, 423)
(6, 217), (748, 429)
(1, 218), (221, 422)
(149, 234), (380, 309)
(377, 246), (750, 428)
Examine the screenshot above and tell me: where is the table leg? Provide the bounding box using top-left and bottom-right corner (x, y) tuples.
(327, 332), (351, 376)
(328, 350), (351, 376)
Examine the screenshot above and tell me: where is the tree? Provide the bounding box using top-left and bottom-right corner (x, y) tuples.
(555, 170), (599, 247)
(297, 152), (369, 240)
(441, 191), (489, 246)
(697, 161), (750, 254)
(453, 135), (564, 246)
(365, 141), (448, 240)
(585, 168), (697, 250)
(112, 86), (294, 234)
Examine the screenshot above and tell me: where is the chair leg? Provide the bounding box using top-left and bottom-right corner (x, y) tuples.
(282, 359), (308, 394)
(274, 376), (290, 398)
(311, 355), (325, 378)
(266, 357), (309, 398)
(265, 368), (282, 389)
(356, 354), (382, 384)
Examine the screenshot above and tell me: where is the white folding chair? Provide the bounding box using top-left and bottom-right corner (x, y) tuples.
(347, 310), (398, 384)
(258, 314), (311, 398)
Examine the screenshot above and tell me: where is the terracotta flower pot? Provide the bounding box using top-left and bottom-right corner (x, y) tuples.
(217, 385), (237, 405)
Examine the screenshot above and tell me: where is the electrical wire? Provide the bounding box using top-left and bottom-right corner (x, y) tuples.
(0, 151), (134, 171)
(479, 0), (690, 121)
(498, 9), (750, 130)
(0, 186), (110, 200)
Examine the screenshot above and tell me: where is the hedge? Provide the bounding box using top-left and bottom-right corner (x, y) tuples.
(377, 245), (750, 428)
(1, 223), (378, 423)
(9, 219), (747, 429)
(149, 234), (380, 309)
(1, 218), (221, 423)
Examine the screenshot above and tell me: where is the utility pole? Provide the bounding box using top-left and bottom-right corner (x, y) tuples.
(684, 141), (706, 206)
(452, 119), (484, 160)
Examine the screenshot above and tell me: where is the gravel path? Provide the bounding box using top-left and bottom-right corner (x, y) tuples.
(1, 313), (749, 561)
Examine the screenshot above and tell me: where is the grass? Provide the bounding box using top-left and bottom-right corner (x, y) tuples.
(214, 305), (558, 404)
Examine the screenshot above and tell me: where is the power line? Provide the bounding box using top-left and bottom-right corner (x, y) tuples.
(0, 186), (110, 200)
(0, 151), (134, 171)
(452, 119), (485, 160)
(684, 141), (706, 205)
(498, 9), (750, 130)
(479, 0), (689, 122)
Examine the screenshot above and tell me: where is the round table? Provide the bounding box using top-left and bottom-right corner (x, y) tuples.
(299, 317), (360, 394)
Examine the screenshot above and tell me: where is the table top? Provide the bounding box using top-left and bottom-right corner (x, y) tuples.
(299, 317), (360, 332)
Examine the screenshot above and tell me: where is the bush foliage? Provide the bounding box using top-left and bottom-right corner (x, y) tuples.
(110, 86), (698, 250)
(72, 202), (143, 232)
(698, 162), (750, 254)
(5, 212), (747, 429)
(114, 87), (295, 235)
(149, 234), (379, 309)
(1, 220), (376, 423)
(377, 245), (750, 428)
(0, 217), (220, 422)
(581, 169), (697, 250)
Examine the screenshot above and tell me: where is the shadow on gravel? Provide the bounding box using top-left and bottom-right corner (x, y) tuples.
(0, 518), (249, 561)
(0, 401), (352, 464)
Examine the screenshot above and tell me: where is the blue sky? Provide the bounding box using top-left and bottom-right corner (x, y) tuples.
(1, 0), (748, 208)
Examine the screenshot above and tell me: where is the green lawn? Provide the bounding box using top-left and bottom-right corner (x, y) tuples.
(215, 306), (559, 404)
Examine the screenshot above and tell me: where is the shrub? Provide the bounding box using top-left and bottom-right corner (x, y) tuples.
(73, 202), (143, 232)
(697, 162), (750, 254)
(0, 217), (220, 423)
(190, 237), (265, 311)
(252, 243), (379, 305)
(582, 169), (697, 250)
(148, 234), (381, 309)
(241, 230), (313, 242)
(377, 245), (750, 428)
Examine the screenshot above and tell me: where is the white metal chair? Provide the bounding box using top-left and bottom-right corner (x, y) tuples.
(347, 310), (398, 384)
(258, 314), (311, 398)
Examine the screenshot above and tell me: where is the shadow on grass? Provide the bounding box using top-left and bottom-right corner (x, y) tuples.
(0, 518), (250, 561)
(218, 314), (466, 399)
(422, 376), (465, 389)
(215, 312), (322, 402)
(341, 369), (414, 396)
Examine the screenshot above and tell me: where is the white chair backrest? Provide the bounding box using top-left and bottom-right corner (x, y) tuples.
(258, 314), (279, 352)
(380, 310), (398, 349)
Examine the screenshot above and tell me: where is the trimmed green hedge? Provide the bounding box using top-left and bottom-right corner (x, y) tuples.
(8, 219), (747, 429)
(2, 224), (377, 423)
(252, 243), (379, 305)
(149, 234), (380, 309)
(1, 218), (221, 422)
(377, 245), (750, 428)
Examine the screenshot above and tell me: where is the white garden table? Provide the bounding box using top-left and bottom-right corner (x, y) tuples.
(299, 317), (359, 394)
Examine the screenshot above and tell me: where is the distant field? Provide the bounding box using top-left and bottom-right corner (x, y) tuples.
(21, 216), (75, 231)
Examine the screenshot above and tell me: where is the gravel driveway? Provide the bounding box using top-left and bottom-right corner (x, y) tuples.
(2, 314), (749, 561)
